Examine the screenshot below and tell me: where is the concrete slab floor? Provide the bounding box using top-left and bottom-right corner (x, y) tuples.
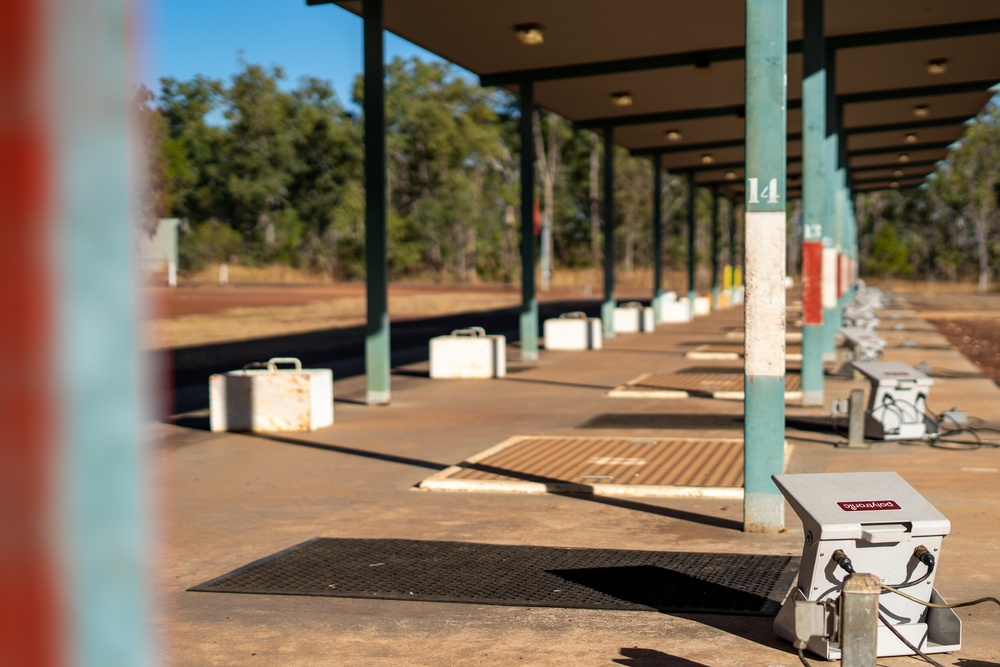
(157, 299), (1000, 666)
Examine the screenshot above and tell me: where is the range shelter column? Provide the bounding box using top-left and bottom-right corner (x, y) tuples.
(519, 81), (539, 361)
(652, 156), (664, 321)
(364, 0), (391, 404)
(711, 186), (721, 311)
(686, 172), (697, 318)
(800, 0), (826, 405)
(743, 0), (788, 533)
(821, 47), (840, 361)
(602, 126), (616, 338)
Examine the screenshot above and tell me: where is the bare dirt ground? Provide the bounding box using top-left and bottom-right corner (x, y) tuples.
(907, 291), (1000, 387)
(144, 281), (656, 349)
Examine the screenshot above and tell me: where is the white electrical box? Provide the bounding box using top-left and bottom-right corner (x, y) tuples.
(209, 357), (333, 432)
(543, 312), (602, 350)
(839, 326), (885, 362)
(852, 361), (936, 440)
(429, 327), (506, 379)
(679, 295), (711, 316)
(773, 472), (960, 659)
(613, 302), (655, 334)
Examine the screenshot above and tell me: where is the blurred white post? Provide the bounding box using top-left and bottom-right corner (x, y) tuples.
(167, 261), (177, 287)
(219, 262), (229, 285)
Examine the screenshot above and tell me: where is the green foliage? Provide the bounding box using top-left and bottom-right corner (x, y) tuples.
(179, 219), (243, 270)
(153, 56), (996, 288)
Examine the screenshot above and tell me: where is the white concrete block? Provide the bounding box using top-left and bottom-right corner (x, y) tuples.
(429, 328), (506, 379)
(658, 299), (692, 323)
(543, 312), (603, 350)
(210, 357), (333, 433)
(733, 286), (745, 305)
(613, 302), (655, 334)
(693, 296), (711, 316)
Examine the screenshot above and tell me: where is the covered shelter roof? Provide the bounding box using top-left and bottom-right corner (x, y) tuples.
(313, 0), (1000, 197)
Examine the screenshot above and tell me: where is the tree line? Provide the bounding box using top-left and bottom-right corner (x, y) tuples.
(138, 57), (999, 290)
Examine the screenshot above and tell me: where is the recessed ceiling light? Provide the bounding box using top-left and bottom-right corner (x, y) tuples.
(927, 59), (948, 75)
(890, 182), (900, 189)
(514, 23), (544, 45)
(725, 171), (737, 180)
(610, 91), (633, 107)
(893, 169), (904, 177)
(898, 154), (910, 163)
(665, 130), (683, 142)
(913, 104), (930, 117)
(701, 154), (714, 164)
(905, 133), (918, 143)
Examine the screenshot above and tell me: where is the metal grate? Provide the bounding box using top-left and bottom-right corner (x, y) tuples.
(419, 436), (748, 497)
(191, 538), (798, 617)
(611, 370), (801, 400)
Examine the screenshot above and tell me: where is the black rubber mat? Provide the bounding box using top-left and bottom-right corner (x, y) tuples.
(190, 538), (797, 616)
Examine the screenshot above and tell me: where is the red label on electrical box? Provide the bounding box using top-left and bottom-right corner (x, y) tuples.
(837, 500), (902, 512)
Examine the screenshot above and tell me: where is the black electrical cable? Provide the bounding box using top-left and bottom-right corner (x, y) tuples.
(797, 647), (812, 667)
(881, 585), (1000, 610)
(877, 609), (946, 667)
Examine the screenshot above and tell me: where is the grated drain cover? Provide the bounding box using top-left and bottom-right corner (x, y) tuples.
(191, 538), (797, 616)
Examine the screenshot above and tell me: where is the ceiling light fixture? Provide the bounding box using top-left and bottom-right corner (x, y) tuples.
(725, 171), (737, 180)
(665, 130), (683, 142)
(913, 104), (930, 117)
(890, 182), (900, 189)
(898, 154), (910, 163)
(514, 23), (545, 45)
(927, 58), (948, 75)
(701, 154), (714, 164)
(610, 91), (633, 107)
(905, 133), (918, 143)
(893, 169), (904, 177)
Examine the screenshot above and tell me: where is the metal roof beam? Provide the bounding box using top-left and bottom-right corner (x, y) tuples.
(480, 20), (1000, 87)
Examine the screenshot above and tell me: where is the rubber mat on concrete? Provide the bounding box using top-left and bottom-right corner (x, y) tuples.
(190, 537), (798, 616)
(419, 435), (753, 498)
(686, 343), (802, 361)
(609, 369), (801, 400)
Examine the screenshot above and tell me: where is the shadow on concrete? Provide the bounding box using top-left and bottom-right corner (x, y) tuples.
(578, 413), (744, 430)
(785, 415), (847, 435)
(612, 648), (709, 667)
(161, 299), (601, 391)
(953, 660), (1000, 667)
(672, 613), (794, 657)
(501, 376), (617, 391)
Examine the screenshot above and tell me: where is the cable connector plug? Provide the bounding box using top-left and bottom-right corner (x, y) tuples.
(914, 545), (935, 570)
(832, 549), (856, 575)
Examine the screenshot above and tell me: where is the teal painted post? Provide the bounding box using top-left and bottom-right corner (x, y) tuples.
(710, 186), (721, 311)
(686, 172), (697, 318)
(743, 0), (787, 533)
(730, 200), (739, 301)
(364, 0), (391, 404)
(821, 47), (840, 361)
(54, 0), (152, 662)
(652, 156), (664, 321)
(800, 0), (826, 405)
(519, 82), (539, 360)
(602, 126), (616, 337)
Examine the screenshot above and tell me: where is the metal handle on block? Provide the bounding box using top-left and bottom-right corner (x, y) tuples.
(267, 357), (303, 371)
(560, 312), (587, 319)
(452, 327), (486, 337)
(621, 301), (643, 309)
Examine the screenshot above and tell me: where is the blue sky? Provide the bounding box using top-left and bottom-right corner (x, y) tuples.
(140, 0), (449, 107)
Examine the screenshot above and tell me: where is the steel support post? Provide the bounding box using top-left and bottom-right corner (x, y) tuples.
(839, 574), (881, 666)
(53, 0), (151, 662)
(821, 48), (840, 361)
(730, 200), (739, 301)
(686, 172), (697, 318)
(743, 0), (787, 533)
(519, 81), (539, 360)
(364, 0), (391, 404)
(602, 126), (617, 337)
(711, 186), (721, 310)
(800, 0), (826, 405)
(836, 121), (850, 313)
(652, 156), (664, 321)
